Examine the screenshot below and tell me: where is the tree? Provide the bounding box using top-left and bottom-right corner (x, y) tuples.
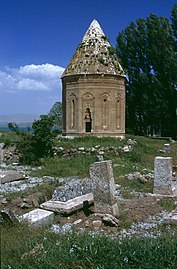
(48, 101), (62, 129)
(8, 114), (56, 164)
(116, 13), (177, 138)
(171, 3), (177, 40)
(32, 114), (55, 159)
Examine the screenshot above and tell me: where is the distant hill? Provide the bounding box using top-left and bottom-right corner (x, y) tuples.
(0, 114), (40, 124)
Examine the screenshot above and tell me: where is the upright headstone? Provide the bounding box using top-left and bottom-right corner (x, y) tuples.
(90, 160), (119, 217)
(153, 156), (173, 195)
(0, 143), (4, 163)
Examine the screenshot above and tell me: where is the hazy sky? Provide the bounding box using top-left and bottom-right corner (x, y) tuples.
(0, 0), (176, 115)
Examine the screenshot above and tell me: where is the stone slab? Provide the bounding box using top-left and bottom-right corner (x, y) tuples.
(90, 160), (119, 217)
(21, 208), (54, 227)
(153, 156), (173, 195)
(40, 193), (94, 214)
(163, 208), (177, 225)
(0, 172), (26, 184)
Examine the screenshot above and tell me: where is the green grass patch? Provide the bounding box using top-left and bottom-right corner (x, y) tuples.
(0, 131), (21, 145)
(1, 223), (177, 269)
(158, 199), (176, 212)
(32, 154), (98, 178)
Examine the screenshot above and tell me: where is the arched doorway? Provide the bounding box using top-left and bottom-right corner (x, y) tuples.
(84, 107), (92, 133)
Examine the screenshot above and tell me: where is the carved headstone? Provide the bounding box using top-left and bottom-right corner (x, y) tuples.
(153, 156), (173, 195)
(90, 160), (119, 217)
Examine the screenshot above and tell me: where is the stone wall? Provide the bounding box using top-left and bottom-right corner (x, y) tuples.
(1, 145), (20, 164)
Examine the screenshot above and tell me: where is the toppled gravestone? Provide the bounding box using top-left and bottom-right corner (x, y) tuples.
(40, 177), (93, 214)
(90, 160), (119, 217)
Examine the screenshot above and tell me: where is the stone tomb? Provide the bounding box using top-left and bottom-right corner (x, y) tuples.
(153, 156), (177, 195)
(90, 160), (119, 217)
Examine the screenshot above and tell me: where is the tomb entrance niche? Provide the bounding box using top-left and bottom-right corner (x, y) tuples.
(84, 107), (92, 133)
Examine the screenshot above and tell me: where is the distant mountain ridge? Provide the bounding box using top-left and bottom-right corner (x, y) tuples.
(0, 114), (40, 124)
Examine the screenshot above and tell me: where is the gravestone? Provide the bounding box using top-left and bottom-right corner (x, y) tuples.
(0, 143), (4, 163)
(153, 156), (173, 195)
(90, 160), (119, 217)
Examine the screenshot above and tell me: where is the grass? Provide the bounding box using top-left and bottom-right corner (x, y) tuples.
(30, 135), (176, 195)
(1, 222), (177, 269)
(1, 133), (177, 268)
(0, 131), (21, 145)
(158, 199), (176, 212)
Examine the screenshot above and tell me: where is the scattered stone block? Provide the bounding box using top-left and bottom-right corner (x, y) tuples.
(92, 220), (102, 230)
(127, 139), (137, 145)
(0, 208), (19, 224)
(40, 193), (93, 214)
(21, 208), (54, 227)
(0, 171), (26, 184)
(159, 143), (170, 153)
(163, 208), (177, 225)
(153, 157), (175, 195)
(102, 214), (119, 227)
(163, 144), (170, 153)
(90, 160), (119, 217)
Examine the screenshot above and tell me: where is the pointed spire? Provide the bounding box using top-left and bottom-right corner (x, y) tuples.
(61, 19), (124, 77)
(82, 19), (106, 42)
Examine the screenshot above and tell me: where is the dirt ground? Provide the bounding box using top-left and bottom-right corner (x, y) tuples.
(1, 190), (176, 235)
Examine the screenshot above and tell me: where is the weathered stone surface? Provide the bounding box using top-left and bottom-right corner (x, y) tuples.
(2, 145), (21, 164)
(40, 193), (94, 214)
(92, 220), (102, 230)
(90, 160), (119, 217)
(21, 208), (54, 227)
(62, 19), (125, 138)
(0, 143), (5, 163)
(153, 157), (174, 195)
(102, 214), (119, 227)
(163, 208), (177, 224)
(0, 171), (26, 184)
(52, 177), (92, 202)
(0, 208), (19, 224)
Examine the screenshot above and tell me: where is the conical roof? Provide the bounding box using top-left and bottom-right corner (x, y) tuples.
(61, 19), (124, 77)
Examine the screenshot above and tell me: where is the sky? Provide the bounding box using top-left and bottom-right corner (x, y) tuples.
(0, 0), (176, 116)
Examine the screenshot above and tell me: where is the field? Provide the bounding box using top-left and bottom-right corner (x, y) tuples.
(1, 134), (177, 268)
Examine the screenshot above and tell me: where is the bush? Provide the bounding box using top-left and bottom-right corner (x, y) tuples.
(8, 115), (56, 165)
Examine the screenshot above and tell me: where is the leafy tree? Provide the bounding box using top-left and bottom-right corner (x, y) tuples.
(171, 3), (177, 40)
(8, 115), (56, 164)
(32, 114), (55, 159)
(8, 122), (20, 134)
(48, 101), (62, 129)
(116, 12), (177, 138)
